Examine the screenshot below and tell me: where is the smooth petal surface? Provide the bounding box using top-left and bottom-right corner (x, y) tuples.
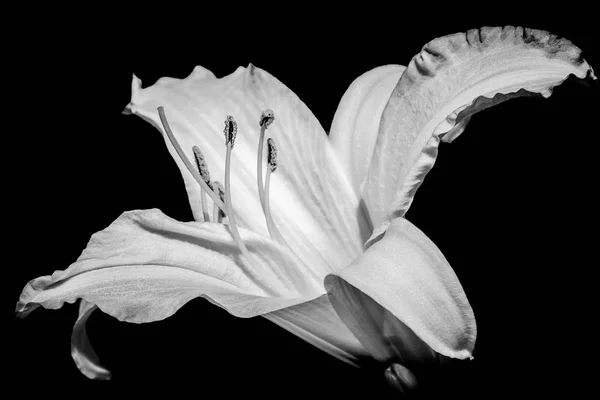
(329, 65), (406, 198)
(325, 217), (476, 365)
(126, 65), (369, 275)
(17, 209), (323, 324)
(363, 26), (596, 241)
(71, 300), (111, 380)
(264, 294), (370, 367)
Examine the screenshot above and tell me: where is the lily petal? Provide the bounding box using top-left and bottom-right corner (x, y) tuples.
(17, 209), (322, 325)
(324, 217), (476, 366)
(264, 294), (370, 367)
(363, 26), (596, 241)
(71, 300), (111, 380)
(329, 65), (406, 198)
(126, 65), (368, 274)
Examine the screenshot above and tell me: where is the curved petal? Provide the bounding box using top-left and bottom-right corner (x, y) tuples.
(264, 294), (370, 367)
(16, 209), (323, 324)
(71, 300), (111, 380)
(324, 217), (476, 367)
(125, 65), (368, 275)
(329, 65), (406, 198)
(363, 26), (596, 241)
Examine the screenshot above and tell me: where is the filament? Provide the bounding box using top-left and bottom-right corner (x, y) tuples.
(225, 142), (279, 296)
(211, 181), (225, 223)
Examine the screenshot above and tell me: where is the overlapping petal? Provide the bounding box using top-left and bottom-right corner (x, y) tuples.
(329, 65), (406, 198)
(17, 209), (323, 324)
(126, 66), (369, 275)
(362, 26), (596, 242)
(265, 294), (370, 367)
(325, 217), (475, 365)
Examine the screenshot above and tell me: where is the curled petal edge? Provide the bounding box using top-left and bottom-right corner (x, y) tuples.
(363, 26), (596, 245)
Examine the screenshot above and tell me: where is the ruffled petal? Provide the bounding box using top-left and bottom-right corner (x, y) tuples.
(363, 26), (596, 241)
(324, 217), (476, 367)
(71, 300), (111, 380)
(17, 209), (323, 324)
(126, 65), (369, 275)
(329, 65), (406, 198)
(264, 294), (369, 367)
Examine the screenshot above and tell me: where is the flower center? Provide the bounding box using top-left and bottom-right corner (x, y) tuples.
(157, 106), (320, 292)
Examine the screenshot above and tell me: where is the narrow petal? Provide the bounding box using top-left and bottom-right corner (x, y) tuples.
(71, 300), (111, 380)
(17, 209), (323, 324)
(363, 26), (596, 241)
(126, 65), (368, 275)
(324, 217), (476, 367)
(264, 294), (370, 367)
(329, 65), (406, 197)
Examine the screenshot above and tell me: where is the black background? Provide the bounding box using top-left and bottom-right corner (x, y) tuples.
(9, 11), (598, 399)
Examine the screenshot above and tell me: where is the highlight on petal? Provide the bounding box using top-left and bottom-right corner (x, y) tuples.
(71, 300), (111, 380)
(363, 26), (596, 243)
(324, 217), (476, 367)
(264, 294), (370, 367)
(125, 65), (369, 276)
(329, 65), (406, 197)
(16, 209), (322, 326)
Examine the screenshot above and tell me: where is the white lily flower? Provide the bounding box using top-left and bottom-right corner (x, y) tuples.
(16, 26), (594, 392)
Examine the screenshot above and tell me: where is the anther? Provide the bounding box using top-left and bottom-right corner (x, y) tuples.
(267, 138), (278, 172)
(259, 109), (275, 128)
(224, 115), (238, 148)
(193, 146), (211, 186)
(193, 145), (212, 222)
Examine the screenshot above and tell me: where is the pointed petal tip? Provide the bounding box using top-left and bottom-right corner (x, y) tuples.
(72, 350), (112, 381)
(15, 299), (38, 319)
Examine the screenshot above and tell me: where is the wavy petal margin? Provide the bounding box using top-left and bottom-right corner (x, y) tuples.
(363, 26), (596, 243)
(16, 209), (322, 323)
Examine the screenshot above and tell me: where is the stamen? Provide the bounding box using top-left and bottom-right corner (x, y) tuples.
(157, 107), (226, 214)
(224, 116), (278, 296)
(224, 115), (238, 148)
(263, 138), (285, 243)
(193, 146), (212, 222)
(267, 137), (277, 172)
(262, 138), (322, 287)
(257, 109), (275, 211)
(211, 181), (226, 223)
(193, 146), (212, 185)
